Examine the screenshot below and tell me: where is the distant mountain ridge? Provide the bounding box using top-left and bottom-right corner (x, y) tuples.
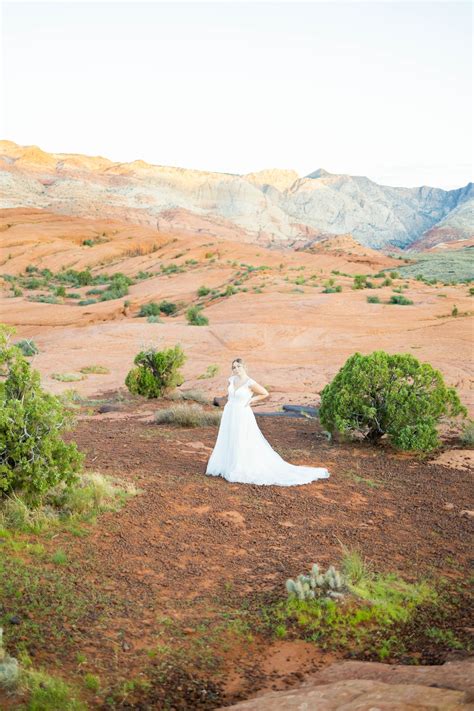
(0, 140), (472, 250)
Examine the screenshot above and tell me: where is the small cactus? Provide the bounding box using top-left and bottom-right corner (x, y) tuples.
(286, 562), (348, 602)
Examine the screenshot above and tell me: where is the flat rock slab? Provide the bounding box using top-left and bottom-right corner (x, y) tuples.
(307, 658), (474, 696)
(221, 678), (468, 710)
(222, 659), (474, 710)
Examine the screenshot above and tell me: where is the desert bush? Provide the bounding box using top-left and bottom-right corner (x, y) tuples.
(154, 403), (221, 427)
(382, 277), (392, 287)
(78, 299), (97, 306)
(389, 294), (413, 305)
(55, 286), (66, 297)
(197, 364), (219, 379)
(319, 351), (466, 451)
(28, 294), (59, 304)
(136, 270), (154, 280)
(79, 365), (109, 375)
(0, 325), (83, 500)
(390, 271), (400, 279)
(460, 420), (474, 446)
(14, 339), (39, 357)
(186, 305), (209, 326)
(0, 473), (137, 534)
(23, 278), (43, 290)
(125, 344), (186, 398)
(158, 300), (177, 315)
(451, 305), (458, 317)
(98, 273), (132, 301)
(352, 275), (367, 290)
(147, 315), (161, 323)
(367, 296), (380, 304)
(51, 373), (86, 382)
(138, 301), (161, 317)
(197, 286), (211, 297)
(323, 285), (342, 293)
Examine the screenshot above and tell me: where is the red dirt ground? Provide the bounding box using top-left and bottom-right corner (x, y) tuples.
(2, 391), (471, 709)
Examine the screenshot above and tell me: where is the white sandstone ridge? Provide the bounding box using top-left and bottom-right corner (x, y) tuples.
(0, 140), (472, 250)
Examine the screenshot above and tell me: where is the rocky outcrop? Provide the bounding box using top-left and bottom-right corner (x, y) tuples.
(0, 141), (472, 250)
(222, 658), (474, 710)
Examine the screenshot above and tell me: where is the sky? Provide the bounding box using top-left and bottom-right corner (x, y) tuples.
(0, 0), (472, 189)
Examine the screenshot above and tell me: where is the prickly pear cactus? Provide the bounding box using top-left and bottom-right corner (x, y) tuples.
(286, 563), (348, 602)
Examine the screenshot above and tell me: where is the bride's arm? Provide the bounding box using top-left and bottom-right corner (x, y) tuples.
(248, 381), (269, 406)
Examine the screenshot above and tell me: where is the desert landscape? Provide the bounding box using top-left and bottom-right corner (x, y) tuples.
(0, 138), (473, 710)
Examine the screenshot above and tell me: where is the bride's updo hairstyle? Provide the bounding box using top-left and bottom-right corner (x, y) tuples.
(232, 357), (245, 369)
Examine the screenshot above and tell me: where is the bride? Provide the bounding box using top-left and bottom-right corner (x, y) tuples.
(205, 358), (330, 486)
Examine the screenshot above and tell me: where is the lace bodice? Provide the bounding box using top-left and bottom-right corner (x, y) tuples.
(228, 376), (254, 402)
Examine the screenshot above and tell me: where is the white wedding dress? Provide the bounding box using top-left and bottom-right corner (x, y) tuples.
(205, 376), (330, 486)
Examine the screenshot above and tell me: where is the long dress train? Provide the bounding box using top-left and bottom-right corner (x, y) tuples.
(205, 376), (330, 486)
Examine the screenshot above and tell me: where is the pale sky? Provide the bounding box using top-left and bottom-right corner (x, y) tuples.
(1, 0), (472, 189)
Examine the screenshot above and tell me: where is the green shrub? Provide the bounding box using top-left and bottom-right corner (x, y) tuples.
(125, 344), (186, 398)
(382, 278), (392, 287)
(390, 271), (400, 279)
(197, 286), (211, 297)
(85, 288), (105, 296)
(28, 295), (59, 304)
(186, 305), (209, 326)
(55, 286), (66, 298)
(460, 420), (474, 446)
(78, 299), (97, 306)
(451, 305), (458, 317)
(158, 300), (177, 315)
(51, 373), (86, 382)
(136, 270), (154, 280)
(138, 302), (161, 317)
(389, 295), (413, 305)
(352, 275), (366, 290)
(197, 364), (219, 379)
(14, 339), (39, 357)
(367, 296), (380, 304)
(23, 278), (43, 290)
(79, 365), (109, 375)
(0, 326), (83, 499)
(147, 315), (161, 323)
(154, 403), (221, 427)
(319, 351), (466, 451)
